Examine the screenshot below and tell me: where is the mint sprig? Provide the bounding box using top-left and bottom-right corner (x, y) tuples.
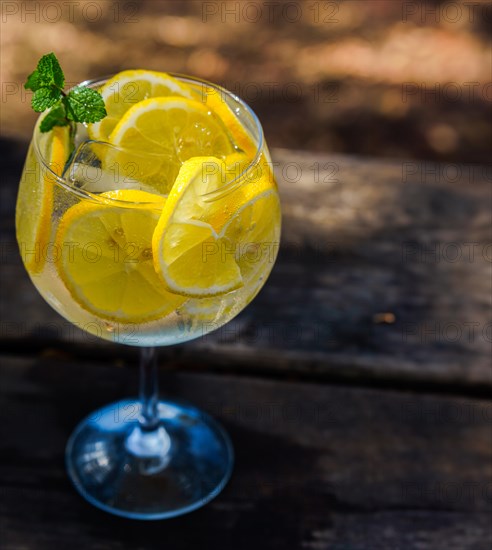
(25, 52), (106, 133)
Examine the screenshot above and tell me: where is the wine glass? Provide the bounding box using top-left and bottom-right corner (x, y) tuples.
(15, 73), (281, 519)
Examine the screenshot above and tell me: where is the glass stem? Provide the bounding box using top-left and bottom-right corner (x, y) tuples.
(139, 347), (159, 430)
(126, 346), (171, 464)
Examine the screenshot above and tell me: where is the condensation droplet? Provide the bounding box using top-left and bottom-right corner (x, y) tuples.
(104, 322), (116, 333)
(141, 248), (153, 260)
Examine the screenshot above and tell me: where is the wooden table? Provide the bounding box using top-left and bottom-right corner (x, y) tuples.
(1, 139), (491, 549)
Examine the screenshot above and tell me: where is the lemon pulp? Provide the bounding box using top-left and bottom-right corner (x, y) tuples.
(55, 190), (185, 322)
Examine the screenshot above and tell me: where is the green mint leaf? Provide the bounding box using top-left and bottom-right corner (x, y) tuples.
(37, 52), (65, 89)
(24, 70), (43, 92)
(39, 103), (69, 133)
(65, 86), (107, 123)
(25, 52), (64, 91)
(31, 87), (61, 112)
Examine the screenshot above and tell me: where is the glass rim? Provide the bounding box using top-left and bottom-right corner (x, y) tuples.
(32, 72), (265, 206)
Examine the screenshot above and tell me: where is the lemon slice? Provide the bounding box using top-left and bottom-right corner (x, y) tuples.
(152, 157), (280, 297)
(55, 190), (185, 322)
(223, 188), (281, 282)
(206, 151), (276, 232)
(16, 125), (70, 274)
(106, 97), (235, 193)
(88, 70), (193, 142)
(152, 157), (241, 296)
(202, 87), (257, 156)
(155, 219), (243, 297)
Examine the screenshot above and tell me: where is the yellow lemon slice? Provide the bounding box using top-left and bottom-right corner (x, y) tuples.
(55, 189), (185, 322)
(206, 151), (277, 232)
(201, 86), (257, 156)
(152, 157), (280, 298)
(16, 125), (70, 274)
(88, 70), (193, 142)
(154, 219), (243, 297)
(106, 97), (235, 194)
(223, 188), (281, 282)
(152, 157), (241, 297)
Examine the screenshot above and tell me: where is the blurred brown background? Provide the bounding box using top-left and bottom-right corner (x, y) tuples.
(1, 0), (491, 163)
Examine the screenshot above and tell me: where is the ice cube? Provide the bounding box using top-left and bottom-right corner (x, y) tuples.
(63, 140), (175, 195)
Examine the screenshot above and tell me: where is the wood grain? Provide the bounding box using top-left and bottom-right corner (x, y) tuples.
(0, 354), (491, 550)
(1, 139), (491, 389)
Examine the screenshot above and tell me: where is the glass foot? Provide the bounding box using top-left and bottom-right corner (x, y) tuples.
(65, 399), (234, 520)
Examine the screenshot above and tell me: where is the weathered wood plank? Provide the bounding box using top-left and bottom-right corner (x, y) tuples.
(0, 355), (491, 549)
(1, 139), (491, 387)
